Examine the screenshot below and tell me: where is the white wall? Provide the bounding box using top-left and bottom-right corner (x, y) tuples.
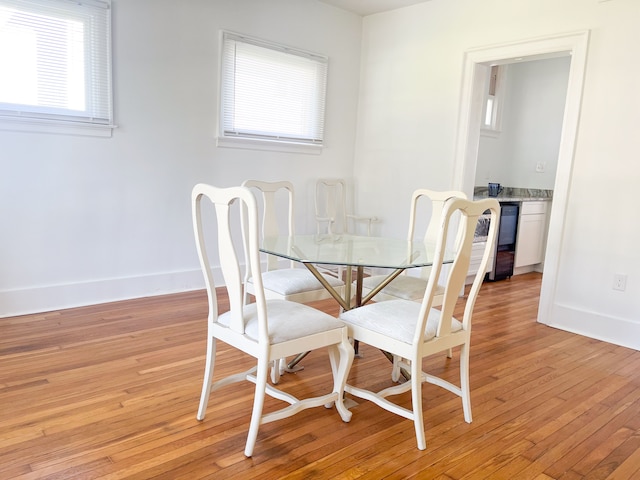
(4, 0), (640, 352)
(354, 0), (640, 349)
(476, 57), (571, 189)
(0, 0), (362, 316)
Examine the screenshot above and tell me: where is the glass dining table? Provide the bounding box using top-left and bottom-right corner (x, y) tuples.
(260, 233), (455, 311)
(260, 233), (455, 372)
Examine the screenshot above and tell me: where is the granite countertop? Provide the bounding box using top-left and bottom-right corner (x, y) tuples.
(473, 186), (553, 202)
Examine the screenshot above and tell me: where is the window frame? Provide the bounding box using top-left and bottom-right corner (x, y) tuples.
(481, 64), (506, 138)
(217, 31), (328, 155)
(0, 0), (114, 137)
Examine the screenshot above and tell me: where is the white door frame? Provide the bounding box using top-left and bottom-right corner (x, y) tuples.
(452, 30), (590, 324)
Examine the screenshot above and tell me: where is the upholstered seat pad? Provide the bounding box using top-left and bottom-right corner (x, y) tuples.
(340, 299), (462, 345)
(218, 299), (345, 344)
(361, 274), (443, 301)
(248, 269), (344, 296)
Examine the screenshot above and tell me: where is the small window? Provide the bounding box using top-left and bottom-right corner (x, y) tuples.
(0, 0), (113, 136)
(218, 32), (328, 154)
(482, 64), (505, 136)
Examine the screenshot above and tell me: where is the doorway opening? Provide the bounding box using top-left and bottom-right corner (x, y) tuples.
(453, 31), (589, 325)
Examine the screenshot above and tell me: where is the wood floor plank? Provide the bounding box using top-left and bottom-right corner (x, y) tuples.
(2, 273), (640, 479)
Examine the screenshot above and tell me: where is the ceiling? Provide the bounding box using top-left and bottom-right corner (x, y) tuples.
(318, 0), (432, 16)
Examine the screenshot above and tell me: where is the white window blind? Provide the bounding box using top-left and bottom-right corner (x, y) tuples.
(0, 0), (112, 130)
(220, 32), (328, 148)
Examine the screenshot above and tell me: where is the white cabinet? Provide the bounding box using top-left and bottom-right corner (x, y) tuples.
(515, 201), (548, 268)
(466, 241), (494, 283)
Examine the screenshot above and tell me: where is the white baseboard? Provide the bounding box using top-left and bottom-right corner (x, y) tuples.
(0, 268), (214, 318)
(546, 303), (640, 350)
(513, 265), (536, 276)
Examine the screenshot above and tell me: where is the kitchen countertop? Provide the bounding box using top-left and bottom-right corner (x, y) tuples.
(473, 186), (553, 202)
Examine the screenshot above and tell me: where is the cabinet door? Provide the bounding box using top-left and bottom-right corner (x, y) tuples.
(468, 241), (493, 276)
(515, 213), (545, 267)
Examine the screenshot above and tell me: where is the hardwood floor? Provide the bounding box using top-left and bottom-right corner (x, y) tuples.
(2, 272), (640, 479)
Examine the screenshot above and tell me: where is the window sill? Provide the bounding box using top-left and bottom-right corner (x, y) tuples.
(0, 118), (116, 137)
(480, 128), (501, 139)
(217, 135), (322, 155)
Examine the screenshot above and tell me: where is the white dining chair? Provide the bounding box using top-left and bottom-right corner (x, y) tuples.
(339, 197), (500, 450)
(360, 189), (467, 305)
(192, 183), (354, 457)
(315, 178), (378, 281)
(242, 179), (345, 383)
(315, 178), (378, 237)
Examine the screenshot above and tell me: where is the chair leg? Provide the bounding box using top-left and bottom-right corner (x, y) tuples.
(447, 348), (453, 359)
(328, 336), (354, 422)
(244, 358), (269, 457)
(270, 359), (281, 384)
(411, 359), (427, 450)
(196, 336), (216, 421)
(391, 355), (402, 382)
(460, 342), (472, 423)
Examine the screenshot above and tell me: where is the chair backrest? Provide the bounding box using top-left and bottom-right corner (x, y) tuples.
(315, 178), (348, 235)
(192, 184), (268, 339)
(414, 197), (500, 343)
(407, 189), (467, 281)
(242, 179), (295, 271)
(316, 178), (377, 236)
(407, 189), (468, 243)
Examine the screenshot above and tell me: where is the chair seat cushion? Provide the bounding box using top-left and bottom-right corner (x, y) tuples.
(361, 274), (443, 301)
(339, 299), (462, 344)
(219, 299), (345, 344)
(249, 268), (344, 296)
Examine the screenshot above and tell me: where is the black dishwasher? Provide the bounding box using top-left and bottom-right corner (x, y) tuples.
(486, 202), (519, 281)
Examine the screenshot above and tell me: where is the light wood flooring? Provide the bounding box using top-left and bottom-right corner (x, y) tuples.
(2, 273), (640, 479)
